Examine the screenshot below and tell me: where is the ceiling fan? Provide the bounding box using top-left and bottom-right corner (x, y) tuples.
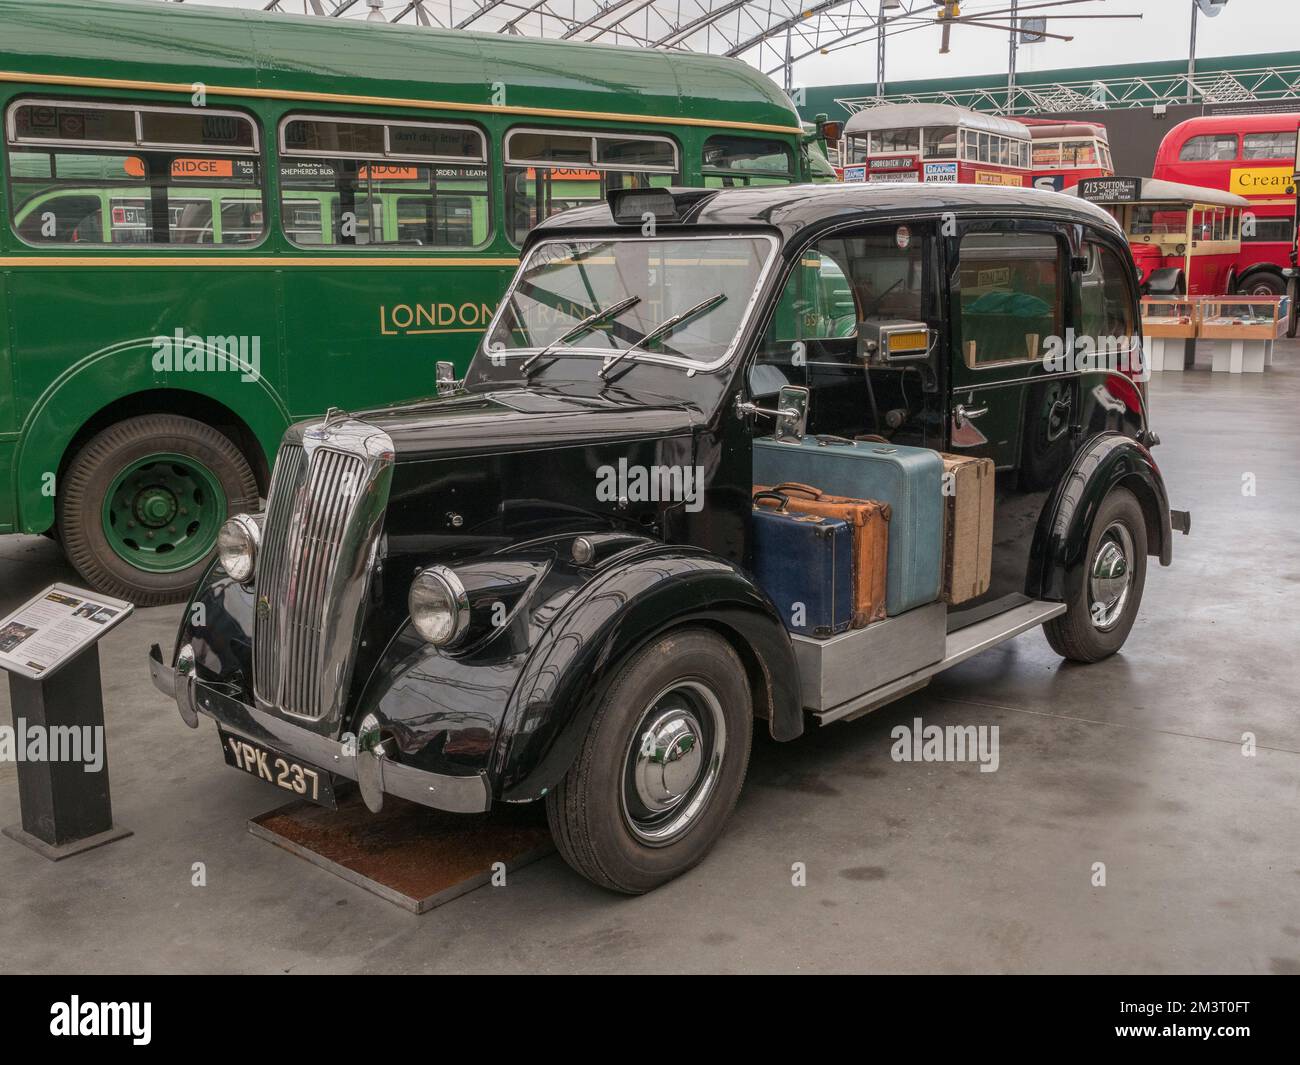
(927, 0), (1139, 55)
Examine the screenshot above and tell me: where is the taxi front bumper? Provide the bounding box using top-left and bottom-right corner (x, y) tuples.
(148, 644), (491, 815)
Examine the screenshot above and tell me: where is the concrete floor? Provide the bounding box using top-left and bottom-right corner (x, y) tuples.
(1, 342), (1298, 974)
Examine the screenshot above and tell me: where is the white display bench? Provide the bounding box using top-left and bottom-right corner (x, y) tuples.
(1200, 297), (1288, 374)
(1140, 298), (1198, 372)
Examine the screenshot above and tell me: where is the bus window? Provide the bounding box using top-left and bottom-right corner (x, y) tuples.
(170, 199), (215, 243)
(922, 127), (958, 159)
(1242, 130), (1297, 161)
(396, 194), (475, 245)
(1128, 206), (1186, 240)
(504, 128), (679, 244)
(958, 231), (1062, 367)
(328, 196), (384, 245)
(278, 115), (490, 249)
(843, 136), (868, 165)
(874, 127), (919, 153)
(701, 135), (793, 188)
(1033, 141), (1062, 167)
(108, 198), (150, 243)
(6, 100), (263, 246)
(14, 192), (101, 243)
(219, 200), (264, 243)
(1178, 133), (1238, 162)
(282, 199), (325, 245)
(1243, 217), (1295, 244)
(107, 195), (214, 244)
(1062, 139), (1097, 166)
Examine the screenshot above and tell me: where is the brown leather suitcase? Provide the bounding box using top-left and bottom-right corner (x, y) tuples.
(938, 453), (995, 604)
(753, 482), (890, 626)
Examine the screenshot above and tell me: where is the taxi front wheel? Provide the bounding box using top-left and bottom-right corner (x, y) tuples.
(545, 628), (753, 894)
(1044, 487), (1148, 664)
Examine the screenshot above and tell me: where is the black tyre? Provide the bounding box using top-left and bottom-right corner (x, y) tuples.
(1044, 487), (1148, 664)
(546, 628), (753, 894)
(1238, 272), (1285, 298)
(58, 414), (259, 606)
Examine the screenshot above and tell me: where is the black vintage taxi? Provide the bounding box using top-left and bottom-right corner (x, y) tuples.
(150, 182), (1188, 893)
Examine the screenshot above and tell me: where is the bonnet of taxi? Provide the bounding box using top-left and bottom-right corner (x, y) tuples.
(186, 386), (700, 784)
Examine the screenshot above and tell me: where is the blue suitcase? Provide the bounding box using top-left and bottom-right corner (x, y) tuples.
(751, 492), (854, 639)
(753, 435), (943, 616)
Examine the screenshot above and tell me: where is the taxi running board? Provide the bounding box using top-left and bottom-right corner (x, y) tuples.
(803, 599), (1067, 727)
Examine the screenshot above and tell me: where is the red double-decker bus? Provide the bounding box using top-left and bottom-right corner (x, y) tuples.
(1152, 113), (1299, 296)
(840, 103), (1031, 187)
(1017, 118), (1113, 192)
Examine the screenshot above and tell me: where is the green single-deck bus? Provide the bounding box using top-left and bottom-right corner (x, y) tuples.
(0, 0), (809, 602)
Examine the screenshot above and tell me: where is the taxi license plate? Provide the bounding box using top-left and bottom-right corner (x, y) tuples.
(219, 730), (336, 809)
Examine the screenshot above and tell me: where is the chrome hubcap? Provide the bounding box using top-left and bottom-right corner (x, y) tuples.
(622, 680), (726, 846)
(1089, 522), (1134, 631)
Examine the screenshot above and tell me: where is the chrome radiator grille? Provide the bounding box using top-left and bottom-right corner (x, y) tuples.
(253, 421), (393, 722)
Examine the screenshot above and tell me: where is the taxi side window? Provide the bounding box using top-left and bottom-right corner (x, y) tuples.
(958, 230), (1063, 367)
(750, 227), (930, 410)
(1080, 241), (1136, 341)
(750, 245), (859, 396)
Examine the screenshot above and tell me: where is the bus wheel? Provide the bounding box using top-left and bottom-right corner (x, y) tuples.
(1044, 487), (1148, 664)
(1241, 273), (1285, 297)
(59, 414), (259, 606)
(545, 628), (752, 894)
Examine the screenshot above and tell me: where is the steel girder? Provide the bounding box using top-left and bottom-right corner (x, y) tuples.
(249, 0), (917, 79)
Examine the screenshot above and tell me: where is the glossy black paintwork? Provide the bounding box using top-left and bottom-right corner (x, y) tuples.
(1030, 432), (1172, 603)
(492, 545), (802, 800)
(170, 180), (1174, 806)
(532, 181), (1125, 251)
(360, 387), (701, 462)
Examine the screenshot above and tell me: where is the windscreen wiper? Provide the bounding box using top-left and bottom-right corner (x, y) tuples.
(520, 295), (642, 375)
(598, 292), (727, 379)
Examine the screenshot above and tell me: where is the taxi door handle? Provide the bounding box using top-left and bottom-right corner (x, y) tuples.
(953, 404), (988, 429)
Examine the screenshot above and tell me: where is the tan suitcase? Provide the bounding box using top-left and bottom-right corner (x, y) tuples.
(939, 453), (995, 604)
(753, 482), (890, 626)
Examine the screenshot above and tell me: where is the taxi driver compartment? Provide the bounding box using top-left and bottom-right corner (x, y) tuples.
(747, 222), (944, 450)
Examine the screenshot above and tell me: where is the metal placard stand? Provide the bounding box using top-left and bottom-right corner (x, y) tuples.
(1, 583), (134, 860)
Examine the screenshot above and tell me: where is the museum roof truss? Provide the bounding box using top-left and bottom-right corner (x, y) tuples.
(836, 63), (1300, 115)
(258, 0), (915, 76)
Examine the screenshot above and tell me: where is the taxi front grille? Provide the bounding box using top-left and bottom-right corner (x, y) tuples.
(252, 425), (391, 722)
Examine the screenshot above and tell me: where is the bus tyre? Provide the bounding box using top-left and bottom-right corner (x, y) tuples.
(1044, 487), (1147, 664)
(59, 414), (259, 606)
(1240, 272), (1285, 298)
(545, 628), (752, 894)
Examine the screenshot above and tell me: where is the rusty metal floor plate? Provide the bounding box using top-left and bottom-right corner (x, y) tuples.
(249, 790), (554, 913)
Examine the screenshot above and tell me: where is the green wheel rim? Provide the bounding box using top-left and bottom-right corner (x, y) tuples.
(101, 452), (227, 573)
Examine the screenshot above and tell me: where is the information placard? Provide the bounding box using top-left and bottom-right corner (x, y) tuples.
(0, 583), (134, 680)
